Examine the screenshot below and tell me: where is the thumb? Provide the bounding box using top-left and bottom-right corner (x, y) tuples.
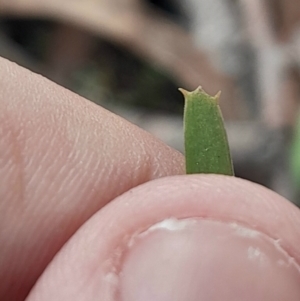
(27, 175), (300, 301)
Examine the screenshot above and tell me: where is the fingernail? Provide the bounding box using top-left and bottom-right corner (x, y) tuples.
(118, 218), (300, 301)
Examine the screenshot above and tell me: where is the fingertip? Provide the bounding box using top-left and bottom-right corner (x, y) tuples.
(0, 56), (185, 301)
(27, 175), (300, 300)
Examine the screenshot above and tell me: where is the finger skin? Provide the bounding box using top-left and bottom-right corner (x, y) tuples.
(0, 57), (184, 301)
(26, 175), (300, 300)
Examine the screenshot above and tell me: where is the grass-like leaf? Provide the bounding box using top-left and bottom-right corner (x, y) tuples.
(179, 86), (234, 175)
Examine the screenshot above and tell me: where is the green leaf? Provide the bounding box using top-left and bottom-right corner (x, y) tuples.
(290, 112), (300, 193)
(179, 86), (234, 175)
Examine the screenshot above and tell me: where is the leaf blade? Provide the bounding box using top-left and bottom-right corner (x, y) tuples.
(180, 86), (234, 175)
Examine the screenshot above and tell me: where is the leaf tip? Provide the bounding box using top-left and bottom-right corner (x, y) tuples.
(214, 91), (221, 104)
(178, 87), (189, 98)
(195, 85), (203, 93)
(179, 86), (204, 98)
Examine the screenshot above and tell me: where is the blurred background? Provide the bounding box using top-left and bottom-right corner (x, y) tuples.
(1, 0), (300, 204)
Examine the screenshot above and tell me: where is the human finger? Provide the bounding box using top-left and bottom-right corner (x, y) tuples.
(0, 56), (184, 300)
(27, 175), (300, 301)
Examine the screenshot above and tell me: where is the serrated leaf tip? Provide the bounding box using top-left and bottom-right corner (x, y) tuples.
(214, 91), (221, 104)
(178, 88), (189, 98)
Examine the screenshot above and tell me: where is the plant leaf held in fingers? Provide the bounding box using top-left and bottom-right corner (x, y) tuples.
(179, 86), (234, 175)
